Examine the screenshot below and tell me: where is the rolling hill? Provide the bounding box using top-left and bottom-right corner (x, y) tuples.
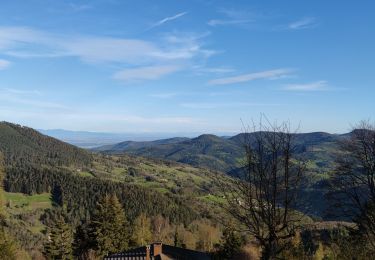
(0, 122), (232, 257)
(0, 121), (227, 202)
(93, 131), (347, 218)
(94, 131), (342, 176)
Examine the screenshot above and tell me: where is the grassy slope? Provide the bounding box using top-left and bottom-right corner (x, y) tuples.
(95, 132), (346, 219)
(89, 154), (228, 203)
(3, 192), (52, 254)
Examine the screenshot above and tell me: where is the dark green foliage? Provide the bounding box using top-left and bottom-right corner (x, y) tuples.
(90, 194), (130, 256)
(0, 152), (5, 217)
(215, 225), (243, 259)
(0, 121), (92, 168)
(73, 224), (93, 259)
(51, 185), (63, 207)
(44, 215), (74, 260)
(4, 166), (198, 226)
(96, 134), (243, 173)
(96, 132), (340, 175)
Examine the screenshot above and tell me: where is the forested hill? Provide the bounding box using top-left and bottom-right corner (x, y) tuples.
(0, 121), (92, 167)
(0, 122), (229, 257)
(94, 131), (343, 174)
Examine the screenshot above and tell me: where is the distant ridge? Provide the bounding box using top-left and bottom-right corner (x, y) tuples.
(93, 131), (345, 174)
(39, 129), (219, 148)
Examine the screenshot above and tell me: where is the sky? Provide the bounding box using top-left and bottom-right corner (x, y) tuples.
(0, 0), (374, 134)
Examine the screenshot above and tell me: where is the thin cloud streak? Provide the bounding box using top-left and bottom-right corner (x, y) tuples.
(208, 69), (293, 85)
(181, 102), (280, 109)
(150, 93), (178, 99)
(288, 17), (317, 30)
(3, 88), (42, 95)
(0, 88), (67, 109)
(207, 19), (251, 26)
(113, 65), (181, 82)
(150, 12), (187, 29)
(283, 80), (328, 91)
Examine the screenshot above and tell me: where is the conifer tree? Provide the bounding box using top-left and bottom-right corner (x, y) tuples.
(44, 215), (74, 260)
(73, 223), (99, 260)
(0, 152), (5, 218)
(217, 225), (243, 259)
(91, 194), (130, 256)
(131, 213), (152, 246)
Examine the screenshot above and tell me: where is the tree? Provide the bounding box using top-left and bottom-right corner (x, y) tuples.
(219, 119), (305, 259)
(216, 224), (243, 259)
(196, 221), (220, 252)
(329, 121), (375, 251)
(91, 194), (130, 256)
(73, 224), (96, 260)
(51, 184), (64, 207)
(152, 214), (170, 242)
(44, 215), (74, 260)
(132, 213), (152, 246)
(0, 152), (5, 218)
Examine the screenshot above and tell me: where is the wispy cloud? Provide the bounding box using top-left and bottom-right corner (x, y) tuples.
(181, 102), (279, 109)
(2, 87), (42, 95)
(208, 8), (257, 27)
(68, 3), (92, 12)
(208, 68), (293, 85)
(283, 80), (328, 91)
(113, 65), (181, 82)
(192, 65), (235, 75)
(0, 59), (10, 70)
(0, 27), (213, 63)
(150, 12), (187, 29)
(0, 26), (215, 82)
(150, 93), (178, 99)
(0, 88), (66, 109)
(288, 17), (317, 30)
(208, 19), (251, 26)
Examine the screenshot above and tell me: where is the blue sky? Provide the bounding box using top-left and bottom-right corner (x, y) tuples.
(0, 0), (374, 134)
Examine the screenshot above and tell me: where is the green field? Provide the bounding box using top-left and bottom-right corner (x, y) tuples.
(4, 192), (52, 211)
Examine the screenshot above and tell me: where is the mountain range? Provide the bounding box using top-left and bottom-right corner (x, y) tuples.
(93, 131), (342, 175)
(0, 121), (348, 221)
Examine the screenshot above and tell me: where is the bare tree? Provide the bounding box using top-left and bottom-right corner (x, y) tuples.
(218, 119), (305, 259)
(329, 120), (375, 250)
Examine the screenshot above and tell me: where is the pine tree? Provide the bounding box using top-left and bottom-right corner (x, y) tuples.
(91, 194), (130, 256)
(44, 215), (74, 260)
(0, 152), (6, 218)
(131, 213), (152, 246)
(217, 225), (243, 259)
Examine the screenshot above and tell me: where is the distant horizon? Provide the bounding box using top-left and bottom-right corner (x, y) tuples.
(40, 126), (348, 136)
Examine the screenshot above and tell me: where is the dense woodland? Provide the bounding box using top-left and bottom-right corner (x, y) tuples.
(1, 121), (375, 259)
